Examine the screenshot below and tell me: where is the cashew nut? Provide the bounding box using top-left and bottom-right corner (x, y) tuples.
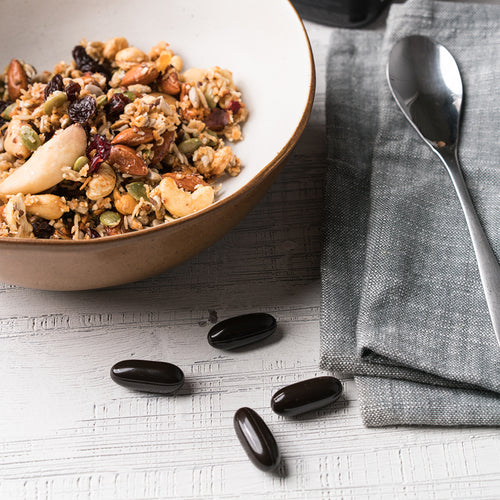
(4, 193), (33, 237)
(86, 163), (116, 200)
(24, 194), (69, 220)
(113, 189), (137, 215)
(4, 118), (31, 160)
(0, 124), (87, 195)
(158, 176), (214, 218)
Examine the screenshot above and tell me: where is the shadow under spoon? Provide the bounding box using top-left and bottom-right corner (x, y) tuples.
(387, 35), (500, 346)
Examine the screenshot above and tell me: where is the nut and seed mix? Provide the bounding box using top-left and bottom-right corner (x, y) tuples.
(0, 37), (247, 239)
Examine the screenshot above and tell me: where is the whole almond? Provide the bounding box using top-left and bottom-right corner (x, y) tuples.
(121, 63), (159, 87)
(8, 59), (28, 101)
(108, 145), (148, 175)
(163, 172), (208, 192)
(158, 71), (181, 96)
(152, 130), (175, 164)
(111, 127), (154, 147)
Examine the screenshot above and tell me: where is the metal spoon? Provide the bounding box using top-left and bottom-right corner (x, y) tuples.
(387, 35), (500, 345)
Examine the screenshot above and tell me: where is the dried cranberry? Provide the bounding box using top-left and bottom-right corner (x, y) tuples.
(227, 100), (241, 114)
(105, 93), (130, 121)
(32, 220), (55, 239)
(72, 45), (110, 78)
(64, 81), (81, 102)
(204, 108), (229, 132)
(44, 74), (64, 100)
(86, 134), (111, 174)
(68, 95), (97, 124)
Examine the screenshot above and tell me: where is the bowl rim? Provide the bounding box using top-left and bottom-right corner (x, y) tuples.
(0, 0), (315, 247)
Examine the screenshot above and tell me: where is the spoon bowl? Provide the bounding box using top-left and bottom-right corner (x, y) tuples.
(388, 35), (462, 149)
(387, 35), (500, 346)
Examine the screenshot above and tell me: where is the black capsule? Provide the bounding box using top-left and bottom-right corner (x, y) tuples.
(208, 313), (277, 350)
(271, 376), (343, 417)
(233, 407), (280, 472)
(110, 359), (184, 394)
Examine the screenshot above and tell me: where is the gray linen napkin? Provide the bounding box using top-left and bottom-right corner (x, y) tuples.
(320, 0), (500, 426)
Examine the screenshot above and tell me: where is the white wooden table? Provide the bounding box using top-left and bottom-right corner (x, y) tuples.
(1, 20), (499, 500)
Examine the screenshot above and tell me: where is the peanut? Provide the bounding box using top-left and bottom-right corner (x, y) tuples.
(113, 189), (137, 215)
(4, 119), (31, 160)
(24, 194), (69, 220)
(170, 55), (183, 73)
(115, 47), (149, 70)
(181, 67), (207, 83)
(86, 162), (116, 200)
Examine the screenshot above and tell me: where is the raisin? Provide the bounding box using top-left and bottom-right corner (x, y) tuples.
(0, 100), (11, 127)
(105, 93), (130, 121)
(44, 74), (64, 100)
(86, 134), (111, 174)
(32, 220), (55, 239)
(53, 181), (84, 200)
(64, 81), (81, 102)
(86, 227), (100, 239)
(204, 108), (229, 132)
(72, 45), (110, 78)
(68, 95), (97, 124)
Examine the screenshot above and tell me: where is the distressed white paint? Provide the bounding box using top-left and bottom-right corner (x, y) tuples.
(1, 21), (499, 500)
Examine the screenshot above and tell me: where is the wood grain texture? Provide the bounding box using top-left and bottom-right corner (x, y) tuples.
(1, 21), (499, 500)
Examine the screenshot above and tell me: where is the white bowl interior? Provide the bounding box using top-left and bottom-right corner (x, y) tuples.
(2, 0), (313, 202)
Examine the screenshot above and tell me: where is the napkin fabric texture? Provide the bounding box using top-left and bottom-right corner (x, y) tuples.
(321, 0), (500, 426)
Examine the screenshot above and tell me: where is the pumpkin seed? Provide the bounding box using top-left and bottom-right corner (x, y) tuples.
(126, 182), (148, 201)
(205, 129), (219, 145)
(73, 155), (89, 172)
(43, 91), (68, 114)
(1, 103), (16, 121)
(96, 94), (108, 107)
(178, 138), (202, 154)
(20, 125), (41, 151)
(204, 88), (216, 109)
(123, 91), (136, 102)
(100, 211), (121, 227)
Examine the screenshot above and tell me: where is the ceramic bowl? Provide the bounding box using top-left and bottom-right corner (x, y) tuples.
(0, 0), (314, 290)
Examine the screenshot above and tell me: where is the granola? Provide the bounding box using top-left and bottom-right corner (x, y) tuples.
(0, 37), (247, 239)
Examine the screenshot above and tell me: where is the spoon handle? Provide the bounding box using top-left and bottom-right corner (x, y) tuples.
(438, 149), (500, 346)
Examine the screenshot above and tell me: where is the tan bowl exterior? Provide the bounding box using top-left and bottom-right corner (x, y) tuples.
(0, 3), (315, 291)
(0, 151), (291, 290)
